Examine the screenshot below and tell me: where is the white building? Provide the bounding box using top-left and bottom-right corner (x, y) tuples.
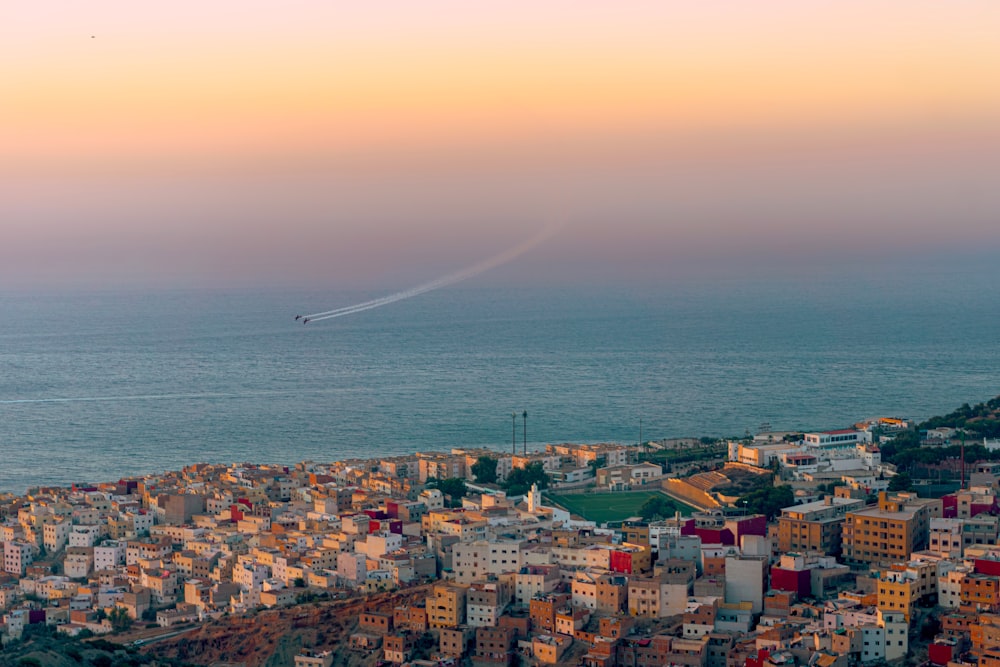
(68, 525), (103, 548)
(337, 551), (367, 587)
(466, 581), (510, 627)
(628, 462), (664, 484)
(419, 488), (445, 511)
(857, 445), (882, 469)
(652, 532), (701, 569)
(514, 565), (559, 604)
(857, 610), (908, 664)
(4, 609), (28, 640)
(724, 555), (767, 613)
(731, 442), (795, 468)
(94, 541), (126, 571)
(881, 609), (908, 662)
(129, 511), (155, 535)
(571, 572), (599, 610)
(356, 533), (403, 559)
(3, 541), (36, 576)
(233, 561), (269, 591)
(929, 516), (1000, 558)
(452, 540), (526, 584)
(939, 567), (970, 609)
(64, 548), (94, 578)
(803, 429), (872, 449)
(549, 467), (594, 486)
(551, 545), (612, 570)
(43, 519), (72, 553)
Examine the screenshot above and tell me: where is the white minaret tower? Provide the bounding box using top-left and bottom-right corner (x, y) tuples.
(527, 483), (539, 513)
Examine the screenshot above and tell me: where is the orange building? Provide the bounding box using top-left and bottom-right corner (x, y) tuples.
(962, 575), (1000, 611)
(842, 492), (939, 566)
(777, 496), (864, 556)
(427, 584), (467, 629)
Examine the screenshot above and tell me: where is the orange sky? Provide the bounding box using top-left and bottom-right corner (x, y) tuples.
(5, 2), (1000, 170)
(3, 1), (1000, 288)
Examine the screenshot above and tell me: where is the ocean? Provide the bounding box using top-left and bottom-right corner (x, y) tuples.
(2, 265), (999, 494)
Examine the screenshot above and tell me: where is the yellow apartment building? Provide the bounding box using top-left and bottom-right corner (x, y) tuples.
(842, 492), (939, 566)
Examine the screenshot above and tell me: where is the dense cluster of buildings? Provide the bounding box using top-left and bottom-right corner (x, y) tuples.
(4, 429), (1000, 667)
(729, 424), (894, 492)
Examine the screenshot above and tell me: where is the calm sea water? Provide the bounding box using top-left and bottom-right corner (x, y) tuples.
(2, 266), (999, 494)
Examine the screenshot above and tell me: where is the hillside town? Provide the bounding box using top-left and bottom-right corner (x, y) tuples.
(4, 418), (1000, 667)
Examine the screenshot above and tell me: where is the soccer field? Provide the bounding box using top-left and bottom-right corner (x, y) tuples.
(545, 490), (695, 524)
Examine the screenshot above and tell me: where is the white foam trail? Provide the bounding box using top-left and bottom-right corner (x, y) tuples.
(0, 386), (394, 406)
(0, 391), (248, 405)
(302, 222), (563, 323)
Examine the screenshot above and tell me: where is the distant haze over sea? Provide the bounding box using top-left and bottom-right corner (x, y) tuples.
(2, 261), (998, 494)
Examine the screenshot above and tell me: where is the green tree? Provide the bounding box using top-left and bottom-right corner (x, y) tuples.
(412, 632), (436, 660)
(502, 462), (550, 496)
(107, 607), (133, 633)
(738, 484), (794, 520)
(587, 456), (607, 477)
(888, 472), (913, 492)
(639, 496), (676, 520)
(920, 615), (942, 641)
(471, 456), (498, 484)
(817, 481), (844, 494)
(428, 477), (467, 503)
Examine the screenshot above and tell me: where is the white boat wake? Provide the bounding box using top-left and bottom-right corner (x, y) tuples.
(297, 222), (563, 324)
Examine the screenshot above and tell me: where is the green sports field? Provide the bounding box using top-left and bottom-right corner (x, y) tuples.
(544, 490), (695, 524)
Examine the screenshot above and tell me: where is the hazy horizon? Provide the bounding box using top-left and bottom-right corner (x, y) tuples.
(4, 2), (999, 290)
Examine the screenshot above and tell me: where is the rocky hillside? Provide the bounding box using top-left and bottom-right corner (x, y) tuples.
(144, 585), (433, 667)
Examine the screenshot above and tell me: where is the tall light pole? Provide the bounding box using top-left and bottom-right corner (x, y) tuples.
(512, 413), (516, 455)
(523, 410), (528, 456)
(961, 428), (967, 490)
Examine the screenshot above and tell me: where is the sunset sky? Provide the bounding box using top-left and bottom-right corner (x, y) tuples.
(4, 1), (999, 289)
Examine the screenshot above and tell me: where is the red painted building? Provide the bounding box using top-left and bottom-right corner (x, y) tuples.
(770, 565), (811, 598)
(929, 641), (956, 666)
(386, 501), (400, 518)
(942, 496), (958, 518)
(694, 527), (735, 545)
(942, 494), (999, 519)
(746, 648), (771, 667)
(727, 515), (768, 543)
(975, 559), (1000, 577)
(230, 498), (252, 522)
(610, 549), (634, 575)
